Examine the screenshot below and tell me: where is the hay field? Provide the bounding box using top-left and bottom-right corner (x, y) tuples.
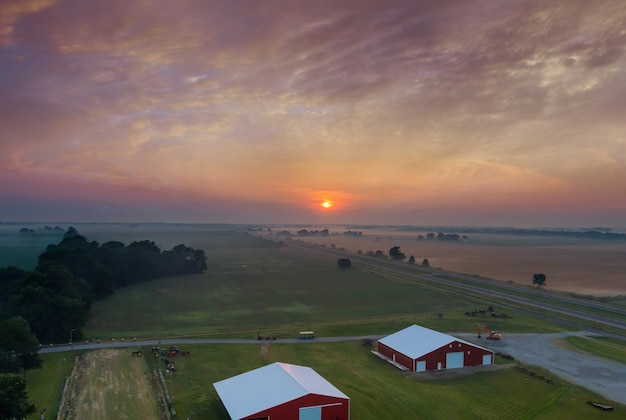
(59, 349), (164, 420)
(291, 229), (626, 296)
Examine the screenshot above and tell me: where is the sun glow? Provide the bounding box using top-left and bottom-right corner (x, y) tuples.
(321, 200), (333, 209)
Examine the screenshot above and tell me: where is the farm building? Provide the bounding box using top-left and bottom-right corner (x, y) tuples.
(213, 361), (350, 420)
(376, 324), (494, 372)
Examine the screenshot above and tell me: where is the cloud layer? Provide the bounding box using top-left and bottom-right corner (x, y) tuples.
(1, 0), (625, 226)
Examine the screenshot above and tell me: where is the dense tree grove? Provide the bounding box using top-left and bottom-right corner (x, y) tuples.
(1, 227), (208, 343)
(0, 373), (36, 419)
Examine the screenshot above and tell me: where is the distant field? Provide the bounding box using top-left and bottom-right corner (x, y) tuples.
(3, 222), (625, 296)
(0, 225), (65, 270)
(287, 229), (626, 296)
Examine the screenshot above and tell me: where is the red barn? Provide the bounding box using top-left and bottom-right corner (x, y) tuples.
(376, 324), (494, 371)
(213, 362), (350, 420)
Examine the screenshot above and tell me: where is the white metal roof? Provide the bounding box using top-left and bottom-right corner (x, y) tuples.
(378, 324), (491, 359)
(213, 362), (349, 419)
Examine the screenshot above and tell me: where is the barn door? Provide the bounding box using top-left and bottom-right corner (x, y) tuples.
(299, 406), (321, 420)
(446, 352), (464, 369)
(482, 354), (492, 365)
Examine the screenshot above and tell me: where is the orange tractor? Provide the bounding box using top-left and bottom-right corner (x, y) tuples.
(476, 324), (501, 340)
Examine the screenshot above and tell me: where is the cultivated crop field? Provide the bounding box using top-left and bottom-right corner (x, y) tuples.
(60, 349), (163, 419)
(289, 228), (626, 296)
(15, 226), (626, 419)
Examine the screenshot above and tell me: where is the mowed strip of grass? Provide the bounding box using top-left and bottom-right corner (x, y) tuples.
(143, 342), (615, 420)
(565, 336), (626, 364)
(24, 352), (76, 419)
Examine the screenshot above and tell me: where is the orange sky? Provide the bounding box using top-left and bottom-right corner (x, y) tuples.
(1, 0), (625, 227)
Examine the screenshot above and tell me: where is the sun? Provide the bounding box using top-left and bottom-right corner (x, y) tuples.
(321, 200), (333, 209)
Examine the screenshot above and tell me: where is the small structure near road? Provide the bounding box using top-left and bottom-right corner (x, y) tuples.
(298, 331), (315, 340)
(375, 324), (494, 372)
(214, 362), (349, 419)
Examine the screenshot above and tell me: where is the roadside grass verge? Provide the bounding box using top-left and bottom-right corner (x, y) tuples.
(564, 336), (626, 364)
(24, 351), (81, 420)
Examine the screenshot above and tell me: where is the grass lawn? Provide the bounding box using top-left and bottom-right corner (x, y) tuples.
(565, 336), (626, 364)
(139, 341), (617, 420)
(24, 351), (81, 419)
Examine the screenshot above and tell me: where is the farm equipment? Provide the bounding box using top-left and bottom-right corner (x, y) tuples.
(476, 324), (501, 340)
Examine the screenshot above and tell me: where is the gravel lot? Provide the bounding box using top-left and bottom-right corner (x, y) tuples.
(456, 331), (626, 406)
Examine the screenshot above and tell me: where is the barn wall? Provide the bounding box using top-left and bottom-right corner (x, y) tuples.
(377, 342), (413, 371)
(417, 341), (493, 370)
(244, 394), (349, 420)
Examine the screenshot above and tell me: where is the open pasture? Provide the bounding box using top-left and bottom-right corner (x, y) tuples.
(85, 237), (561, 340)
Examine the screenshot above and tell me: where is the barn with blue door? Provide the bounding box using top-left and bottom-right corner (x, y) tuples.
(214, 362), (350, 420)
(376, 324), (493, 372)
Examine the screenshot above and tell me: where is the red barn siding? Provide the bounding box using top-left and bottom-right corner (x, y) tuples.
(243, 393), (349, 420)
(377, 342), (414, 371)
(379, 339), (493, 372)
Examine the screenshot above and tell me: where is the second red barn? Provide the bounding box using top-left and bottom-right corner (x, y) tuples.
(375, 324), (494, 372)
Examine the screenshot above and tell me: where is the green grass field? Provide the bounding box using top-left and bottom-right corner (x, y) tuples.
(565, 336), (626, 365)
(30, 342), (621, 420)
(17, 228), (626, 419)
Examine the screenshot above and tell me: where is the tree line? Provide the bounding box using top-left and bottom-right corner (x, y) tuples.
(0, 227), (207, 418)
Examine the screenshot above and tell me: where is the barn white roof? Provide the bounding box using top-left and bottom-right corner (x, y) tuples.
(214, 362), (348, 419)
(378, 324), (491, 359)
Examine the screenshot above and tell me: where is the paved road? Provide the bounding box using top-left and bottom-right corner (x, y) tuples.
(38, 335), (386, 353)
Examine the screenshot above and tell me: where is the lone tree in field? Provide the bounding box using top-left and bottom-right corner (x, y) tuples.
(408, 255), (415, 264)
(337, 258), (352, 268)
(421, 258), (430, 267)
(389, 246), (406, 261)
(532, 273), (546, 287)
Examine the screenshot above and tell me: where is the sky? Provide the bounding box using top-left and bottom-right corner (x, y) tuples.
(1, 0), (625, 228)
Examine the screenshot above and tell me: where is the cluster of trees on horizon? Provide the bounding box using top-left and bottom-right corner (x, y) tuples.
(0, 227), (208, 418)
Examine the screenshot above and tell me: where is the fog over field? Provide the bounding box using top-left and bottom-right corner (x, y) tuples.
(3, 222), (625, 297)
